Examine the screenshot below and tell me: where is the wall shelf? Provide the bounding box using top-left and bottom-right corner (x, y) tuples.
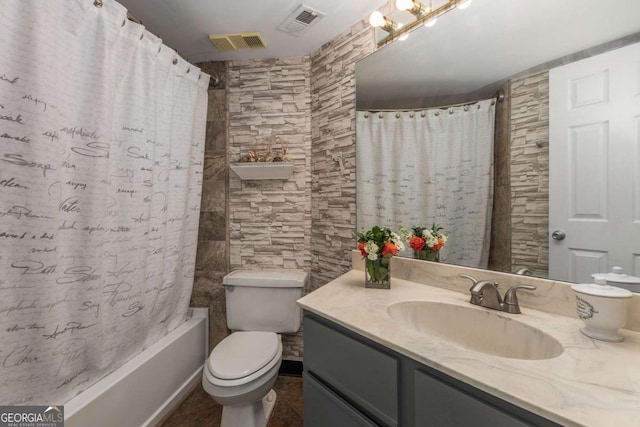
(230, 162), (294, 180)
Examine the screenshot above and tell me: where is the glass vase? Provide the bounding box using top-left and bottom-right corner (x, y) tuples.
(365, 256), (391, 289)
(413, 249), (440, 262)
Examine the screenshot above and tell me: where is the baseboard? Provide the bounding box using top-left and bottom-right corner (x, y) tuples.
(279, 360), (303, 377)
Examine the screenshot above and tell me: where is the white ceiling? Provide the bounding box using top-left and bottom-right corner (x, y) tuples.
(356, 0), (640, 106)
(117, 0), (640, 102)
(117, 0), (388, 62)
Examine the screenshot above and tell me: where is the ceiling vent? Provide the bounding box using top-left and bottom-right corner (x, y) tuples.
(278, 4), (326, 37)
(208, 32), (267, 51)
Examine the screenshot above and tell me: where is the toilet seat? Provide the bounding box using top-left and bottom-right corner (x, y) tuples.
(205, 331), (282, 387)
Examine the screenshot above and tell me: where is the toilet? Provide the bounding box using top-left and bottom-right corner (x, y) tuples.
(202, 269), (307, 427)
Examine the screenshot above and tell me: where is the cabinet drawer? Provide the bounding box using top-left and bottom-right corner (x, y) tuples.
(304, 373), (378, 427)
(304, 315), (398, 427)
(414, 369), (531, 427)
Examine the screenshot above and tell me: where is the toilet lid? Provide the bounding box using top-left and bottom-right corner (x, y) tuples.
(208, 331), (279, 380)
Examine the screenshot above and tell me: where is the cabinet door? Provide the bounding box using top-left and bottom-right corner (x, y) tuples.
(304, 315), (398, 426)
(414, 370), (532, 427)
(304, 373), (378, 427)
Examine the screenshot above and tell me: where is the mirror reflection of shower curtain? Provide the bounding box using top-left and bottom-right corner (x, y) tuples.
(0, 1), (208, 405)
(356, 99), (495, 268)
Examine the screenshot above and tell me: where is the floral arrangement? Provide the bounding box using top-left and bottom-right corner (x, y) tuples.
(399, 224), (448, 262)
(356, 226), (405, 287)
(356, 226), (405, 261)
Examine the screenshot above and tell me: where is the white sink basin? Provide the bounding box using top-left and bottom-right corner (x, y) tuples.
(387, 301), (564, 360)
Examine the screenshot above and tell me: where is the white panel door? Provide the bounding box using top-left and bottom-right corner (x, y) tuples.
(549, 43), (640, 282)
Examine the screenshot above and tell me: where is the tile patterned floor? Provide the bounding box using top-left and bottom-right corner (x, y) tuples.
(160, 376), (303, 427)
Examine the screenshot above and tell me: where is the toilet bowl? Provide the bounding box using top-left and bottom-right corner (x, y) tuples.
(202, 270), (307, 427)
(202, 331), (283, 427)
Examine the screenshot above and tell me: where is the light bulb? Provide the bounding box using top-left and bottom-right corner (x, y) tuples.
(369, 11), (386, 28)
(395, 0), (414, 11)
(424, 17), (437, 27)
(457, 0), (472, 9)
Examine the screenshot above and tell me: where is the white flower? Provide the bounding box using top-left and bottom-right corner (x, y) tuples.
(390, 232), (405, 251)
(365, 241), (379, 256)
(421, 229), (437, 247)
(398, 225), (411, 241)
(367, 252), (378, 261)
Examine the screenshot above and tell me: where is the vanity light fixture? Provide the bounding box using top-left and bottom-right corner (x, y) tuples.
(368, 11), (400, 33)
(371, 0), (474, 47)
(395, 0), (431, 18)
(424, 16), (438, 27)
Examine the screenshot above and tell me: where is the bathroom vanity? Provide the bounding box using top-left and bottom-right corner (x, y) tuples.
(297, 262), (640, 427)
(303, 312), (558, 426)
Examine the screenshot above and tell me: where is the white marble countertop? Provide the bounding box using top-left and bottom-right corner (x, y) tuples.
(297, 269), (640, 427)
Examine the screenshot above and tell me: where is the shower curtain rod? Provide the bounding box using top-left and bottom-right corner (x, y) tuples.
(91, 1), (205, 79)
(359, 89), (505, 113)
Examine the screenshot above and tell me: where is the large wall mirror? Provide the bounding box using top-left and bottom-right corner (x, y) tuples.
(355, 0), (640, 284)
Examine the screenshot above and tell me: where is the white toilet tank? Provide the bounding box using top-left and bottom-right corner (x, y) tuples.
(223, 270), (308, 333)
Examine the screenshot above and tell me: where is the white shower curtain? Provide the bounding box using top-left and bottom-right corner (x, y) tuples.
(0, 0), (208, 404)
(357, 99), (495, 268)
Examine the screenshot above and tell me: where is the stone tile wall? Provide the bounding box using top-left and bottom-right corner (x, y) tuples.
(309, 19), (377, 289)
(510, 71), (549, 277)
(191, 61), (230, 352)
(228, 57), (312, 360)
(488, 83), (512, 273)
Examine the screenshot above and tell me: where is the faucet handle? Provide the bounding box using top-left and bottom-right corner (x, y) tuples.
(458, 273), (477, 284)
(503, 285), (537, 314)
(515, 267), (532, 276)
(459, 274), (481, 304)
(459, 274), (499, 290)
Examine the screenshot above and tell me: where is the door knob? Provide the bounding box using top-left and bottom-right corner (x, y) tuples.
(552, 230), (566, 241)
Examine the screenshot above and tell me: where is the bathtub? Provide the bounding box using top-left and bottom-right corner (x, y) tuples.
(65, 308), (209, 427)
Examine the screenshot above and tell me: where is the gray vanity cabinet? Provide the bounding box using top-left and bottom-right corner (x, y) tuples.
(414, 370), (530, 426)
(303, 311), (560, 427)
(303, 314), (399, 427)
(304, 373), (379, 427)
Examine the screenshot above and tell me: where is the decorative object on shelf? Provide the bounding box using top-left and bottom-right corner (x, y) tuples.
(369, 0), (474, 47)
(400, 224), (447, 262)
(357, 226), (405, 289)
(232, 135), (296, 180)
(239, 135), (292, 163)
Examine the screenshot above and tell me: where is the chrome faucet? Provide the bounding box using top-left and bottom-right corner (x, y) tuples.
(459, 274), (536, 314)
(514, 267), (532, 276)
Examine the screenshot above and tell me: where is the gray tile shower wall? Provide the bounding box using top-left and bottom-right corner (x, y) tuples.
(192, 61), (230, 352)
(488, 82), (512, 273)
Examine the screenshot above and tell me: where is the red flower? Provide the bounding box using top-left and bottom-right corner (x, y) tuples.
(357, 241), (367, 256)
(381, 242), (399, 256)
(431, 237), (444, 251)
(409, 236), (426, 251)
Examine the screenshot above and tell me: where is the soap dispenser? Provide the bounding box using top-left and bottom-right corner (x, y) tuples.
(571, 278), (632, 342)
